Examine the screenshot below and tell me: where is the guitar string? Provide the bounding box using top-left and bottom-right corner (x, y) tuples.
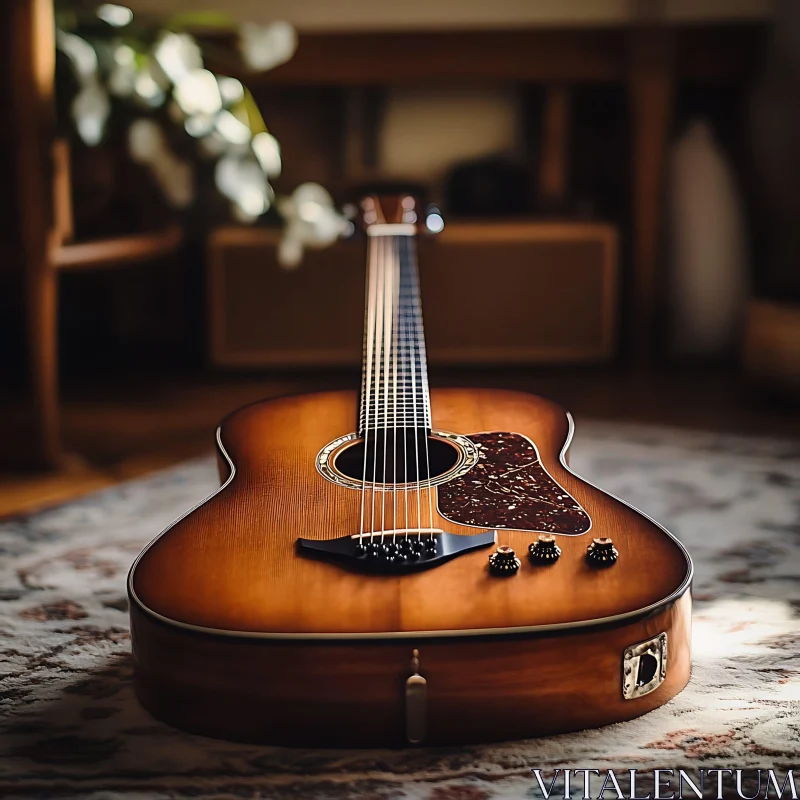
(359, 233), (377, 545)
(391, 234), (399, 543)
(408, 234), (436, 538)
(362, 230), (429, 546)
(406, 235), (423, 542)
(400, 236), (410, 542)
(380, 233), (394, 541)
(370, 234), (385, 543)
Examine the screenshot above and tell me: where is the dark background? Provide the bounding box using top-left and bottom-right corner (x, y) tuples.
(1, 0), (798, 514)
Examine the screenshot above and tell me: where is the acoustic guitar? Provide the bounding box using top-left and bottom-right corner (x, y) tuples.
(128, 195), (692, 747)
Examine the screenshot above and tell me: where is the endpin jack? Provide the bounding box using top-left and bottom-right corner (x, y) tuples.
(405, 648), (427, 744)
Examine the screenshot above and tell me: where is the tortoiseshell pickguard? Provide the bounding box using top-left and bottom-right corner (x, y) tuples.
(437, 432), (591, 534)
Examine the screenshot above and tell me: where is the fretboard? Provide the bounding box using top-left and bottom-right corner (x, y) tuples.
(359, 225), (431, 437)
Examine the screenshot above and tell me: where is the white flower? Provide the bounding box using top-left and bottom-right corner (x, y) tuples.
(217, 76), (244, 105)
(252, 132), (281, 177)
(57, 31), (97, 81)
(72, 82), (110, 145)
(173, 68), (222, 117)
(184, 114), (216, 139)
(277, 235), (303, 268)
(215, 111), (251, 145)
(96, 4), (133, 27)
(153, 32), (203, 84)
(128, 119), (163, 164)
(133, 64), (166, 108)
(127, 118), (195, 208)
(276, 183), (349, 268)
(214, 155), (271, 218)
(108, 63), (136, 97)
(238, 22), (297, 72)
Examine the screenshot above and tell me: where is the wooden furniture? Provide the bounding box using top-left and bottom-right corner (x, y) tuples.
(3, 0), (183, 468)
(215, 23), (764, 365)
(131, 197), (691, 745)
(7, 0), (59, 467)
(743, 299), (800, 395)
(54, 226), (183, 272)
(208, 222), (618, 367)
(2, 10), (765, 467)
(538, 85), (572, 210)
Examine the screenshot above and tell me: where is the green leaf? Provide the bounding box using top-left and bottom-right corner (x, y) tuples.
(164, 11), (236, 31)
(241, 89), (267, 135)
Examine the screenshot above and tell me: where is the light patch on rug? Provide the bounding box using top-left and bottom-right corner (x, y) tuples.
(0, 421), (799, 799)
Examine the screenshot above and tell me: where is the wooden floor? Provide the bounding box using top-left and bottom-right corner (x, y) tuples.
(1, 366), (797, 519)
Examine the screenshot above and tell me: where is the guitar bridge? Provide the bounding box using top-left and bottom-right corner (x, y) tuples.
(297, 529), (496, 573)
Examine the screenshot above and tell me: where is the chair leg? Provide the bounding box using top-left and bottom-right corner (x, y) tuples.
(25, 257), (61, 467)
(11, 0), (62, 467)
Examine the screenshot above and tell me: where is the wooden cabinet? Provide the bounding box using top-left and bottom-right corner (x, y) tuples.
(208, 222), (618, 367)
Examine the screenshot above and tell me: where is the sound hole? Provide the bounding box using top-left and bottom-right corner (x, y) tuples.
(333, 433), (461, 485)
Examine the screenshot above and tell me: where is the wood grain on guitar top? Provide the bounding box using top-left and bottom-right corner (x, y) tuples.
(131, 388), (690, 637)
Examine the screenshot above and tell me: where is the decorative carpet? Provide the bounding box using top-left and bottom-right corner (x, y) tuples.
(1, 421), (799, 799)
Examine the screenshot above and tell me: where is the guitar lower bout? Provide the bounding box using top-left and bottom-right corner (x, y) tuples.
(128, 388), (692, 746)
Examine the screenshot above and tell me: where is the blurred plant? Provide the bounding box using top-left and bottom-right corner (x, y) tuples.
(55, 2), (349, 266)
(278, 184), (355, 268)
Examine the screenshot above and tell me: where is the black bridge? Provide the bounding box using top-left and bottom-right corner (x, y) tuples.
(297, 529), (497, 573)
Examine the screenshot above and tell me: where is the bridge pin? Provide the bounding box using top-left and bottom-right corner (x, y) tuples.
(409, 540), (425, 560)
(398, 539), (414, 557)
(381, 542), (401, 562)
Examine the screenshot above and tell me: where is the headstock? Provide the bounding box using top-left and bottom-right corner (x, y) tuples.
(359, 194), (422, 229)
(350, 190), (443, 236)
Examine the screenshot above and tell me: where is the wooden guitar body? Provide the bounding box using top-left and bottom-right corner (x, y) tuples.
(129, 388), (692, 746)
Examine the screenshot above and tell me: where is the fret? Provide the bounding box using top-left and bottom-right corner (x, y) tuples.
(359, 412), (431, 417)
(362, 383), (427, 390)
(358, 233), (431, 438)
(360, 406), (430, 410)
(360, 419), (431, 423)
(361, 401), (428, 407)
(361, 399), (429, 404)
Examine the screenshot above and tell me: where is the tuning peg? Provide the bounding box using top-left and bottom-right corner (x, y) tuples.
(424, 205), (444, 234)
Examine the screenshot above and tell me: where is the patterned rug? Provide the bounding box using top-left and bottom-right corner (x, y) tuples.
(1, 421), (799, 799)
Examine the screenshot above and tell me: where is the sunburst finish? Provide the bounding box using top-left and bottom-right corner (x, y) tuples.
(128, 195), (692, 746)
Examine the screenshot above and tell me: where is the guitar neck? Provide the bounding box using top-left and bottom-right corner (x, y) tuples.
(359, 224), (431, 437)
